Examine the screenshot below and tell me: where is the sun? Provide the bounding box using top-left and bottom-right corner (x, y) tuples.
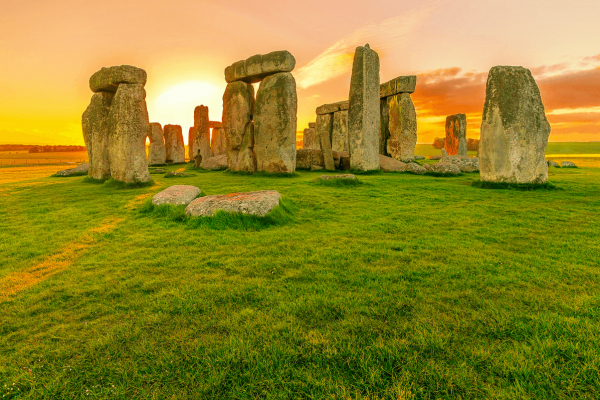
(147, 81), (224, 144)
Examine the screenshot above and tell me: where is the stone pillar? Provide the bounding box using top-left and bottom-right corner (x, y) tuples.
(445, 114), (467, 156)
(379, 98), (389, 156)
(316, 113), (335, 170)
(107, 83), (151, 183)
(148, 123), (166, 165)
(480, 66), (551, 184)
(223, 81), (255, 172)
(348, 44), (380, 171)
(188, 127), (196, 162)
(331, 110), (349, 152)
(254, 72), (297, 173)
(82, 91), (114, 179)
(164, 125), (185, 164)
(193, 105), (213, 163)
(211, 125), (227, 156)
(386, 93), (417, 162)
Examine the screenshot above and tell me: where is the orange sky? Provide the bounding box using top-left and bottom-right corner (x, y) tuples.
(1, 0), (600, 145)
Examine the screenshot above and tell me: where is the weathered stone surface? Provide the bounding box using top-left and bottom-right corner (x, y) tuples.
(188, 127), (197, 162)
(308, 122), (316, 129)
(148, 123), (166, 165)
(107, 84), (151, 183)
(445, 114), (467, 156)
(379, 154), (408, 172)
(414, 155), (425, 160)
(380, 76), (417, 98)
(152, 185), (201, 206)
(208, 121), (222, 129)
(429, 155), (442, 160)
(331, 111), (349, 152)
(304, 125), (317, 150)
(164, 125), (186, 164)
(254, 72), (297, 173)
(404, 162), (426, 175)
(348, 44), (381, 171)
(386, 93), (417, 162)
(379, 98), (389, 155)
(296, 149), (325, 170)
(332, 151), (346, 170)
(316, 100), (349, 115)
(89, 65), (147, 93)
(185, 190), (281, 217)
(223, 81), (256, 172)
(225, 51), (296, 84)
(316, 113), (335, 170)
(311, 165), (324, 171)
(200, 154), (228, 170)
(561, 161), (577, 168)
(547, 160), (560, 167)
(193, 105), (213, 162)
(54, 163), (90, 177)
(211, 127), (227, 156)
(480, 66), (551, 184)
(423, 162), (461, 175)
(316, 174), (357, 181)
(82, 91), (113, 179)
(340, 154), (351, 170)
(441, 155), (480, 172)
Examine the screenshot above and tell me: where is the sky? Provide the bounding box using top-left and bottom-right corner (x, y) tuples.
(1, 0), (600, 145)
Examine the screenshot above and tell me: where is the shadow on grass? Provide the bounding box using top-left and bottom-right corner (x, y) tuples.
(424, 172), (465, 178)
(140, 198), (296, 230)
(224, 170), (300, 178)
(50, 172), (88, 178)
(82, 177), (108, 184)
(313, 177), (363, 187)
(348, 169), (383, 176)
(185, 164), (227, 173)
(472, 180), (561, 191)
(98, 178), (156, 189)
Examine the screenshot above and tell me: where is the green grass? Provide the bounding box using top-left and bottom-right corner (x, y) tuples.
(224, 170), (300, 178)
(1, 166), (600, 398)
(472, 180), (561, 191)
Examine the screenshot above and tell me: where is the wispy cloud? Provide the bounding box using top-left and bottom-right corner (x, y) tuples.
(294, 2), (442, 90)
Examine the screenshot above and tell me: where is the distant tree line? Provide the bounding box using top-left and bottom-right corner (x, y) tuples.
(28, 145), (87, 153)
(432, 138), (479, 151)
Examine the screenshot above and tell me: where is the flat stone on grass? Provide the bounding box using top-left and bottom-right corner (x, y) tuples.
(152, 185), (201, 206)
(561, 161), (577, 168)
(316, 174), (357, 181)
(185, 190), (281, 217)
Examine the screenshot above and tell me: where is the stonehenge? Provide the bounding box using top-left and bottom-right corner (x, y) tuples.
(164, 124), (186, 164)
(148, 123), (166, 165)
(380, 76), (417, 162)
(223, 51), (297, 173)
(82, 65), (151, 183)
(445, 114), (467, 156)
(479, 66), (551, 184)
(348, 44), (381, 171)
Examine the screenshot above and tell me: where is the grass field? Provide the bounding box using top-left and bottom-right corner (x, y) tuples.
(1, 160), (599, 399)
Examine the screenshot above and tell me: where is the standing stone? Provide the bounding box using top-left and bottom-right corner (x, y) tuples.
(445, 114), (467, 156)
(211, 126), (227, 156)
(386, 93), (417, 162)
(254, 72), (297, 173)
(348, 44), (380, 171)
(164, 125), (185, 164)
(82, 91), (114, 180)
(331, 111), (349, 152)
(148, 123), (166, 165)
(193, 105), (213, 162)
(480, 66), (551, 184)
(316, 113), (335, 170)
(188, 127), (196, 162)
(106, 83), (151, 183)
(223, 81), (255, 172)
(303, 123), (317, 149)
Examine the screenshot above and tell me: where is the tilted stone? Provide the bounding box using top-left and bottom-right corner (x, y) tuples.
(54, 163), (89, 177)
(89, 65), (147, 93)
(193, 105), (213, 162)
(348, 44), (381, 171)
(254, 72), (297, 173)
(331, 110), (349, 152)
(380, 76), (417, 98)
(479, 66), (551, 184)
(386, 93), (417, 162)
(316, 100), (349, 115)
(164, 125), (186, 164)
(316, 113), (335, 170)
(211, 126), (227, 156)
(185, 190), (281, 217)
(225, 51), (296, 84)
(223, 82), (255, 172)
(107, 84), (151, 183)
(445, 114), (467, 156)
(148, 123), (166, 165)
(82, 91), (113, 179)
(152, 185), (201, 206)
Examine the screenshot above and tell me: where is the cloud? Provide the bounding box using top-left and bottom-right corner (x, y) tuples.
(294, 2), (441, 90)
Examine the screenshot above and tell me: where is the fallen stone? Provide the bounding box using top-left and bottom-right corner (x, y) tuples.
(404, 162), (427, 175)
(149, 168), (166, 174)
(331, 110), (349, 152)
(380, 76), (417, 98)
(107, 83), (151, 183)
(414, 155), (425, 160)
(225, 51), (296, 84)
(211, 126), (227, 156)
(441, 155), (480, 172)
(152, 185), (201, 206)
(200, 154), (228, 170)
(54, 163), (90, 177)
(148, 123), (166, 166)
(379, 154), (407, 172)
(547, 160), (559, 167)
(479, 66), (551, 184)
(348, 44), (380, 171)
(316, 174), (357, 181)
(254, 72), (297, 173)
(165, 171), (195, 178)
(185, 190), (281, 217)
(164, 125), (186, 164)
(316, 100), (349, 115)
(82, 91), (113, 179)
(386, 93), (417, 162)
(89, 65), (147, 93)
(445, 114), (467, 156)
(296, 149), (325, 170)
(423, 162), (461, 175)
(316, 113), (335, 170)
(561, 161), (577, 168)
(223, 81), (256, 172)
